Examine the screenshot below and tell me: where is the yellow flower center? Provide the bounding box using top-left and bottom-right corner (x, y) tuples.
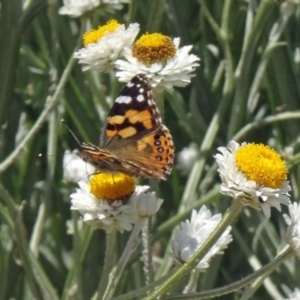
(83, 19), (121, 46)
(132, 33), (176, 65)
(88, 173), (135, 202)
(235, 143), (288, 189)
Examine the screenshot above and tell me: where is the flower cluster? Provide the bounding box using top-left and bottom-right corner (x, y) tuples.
(59, 1), (300, 288)
(65, 16), (200, 92)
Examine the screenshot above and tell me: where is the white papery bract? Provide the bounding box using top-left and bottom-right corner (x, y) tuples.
(58, 0), (129, 18)
(136, 190), (163, 217)
(74, 23), (139, 72)
(58, 0), (100, 17)
(177, 144), (199, 175)
(171, 206), (232, 271)
(286, 288), (300, 300)
(215, 141), (291, 218)
(284, 202), (300, 260)
(63, 150), (95, 183)
(115, 38), (200, 93)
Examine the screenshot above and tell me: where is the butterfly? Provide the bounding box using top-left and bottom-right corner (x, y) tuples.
(79, 74), (174, 180)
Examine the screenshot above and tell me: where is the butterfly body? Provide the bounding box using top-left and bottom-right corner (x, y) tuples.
(79, 74), (174, 180)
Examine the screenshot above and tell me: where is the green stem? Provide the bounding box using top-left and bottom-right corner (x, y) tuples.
(29, 202), (46, 256)
(0, 19), (86, 173)
(0, 184), (47, 299)
(142, 218), (154, 286)
(180, 0), (234, 212)
(232, 111), (300, 141)
(102, 218), (146, 300)
(146, 0), (165, 32)
(183, 271), (199, 294)
(113, 270), (177, 300)
(145, 199), (243, 299)
(163, 246), (293, 299)
(227, 0), (276, 137)
(179, 96), (231, 212)
(62, 225), (94, 300)
(247, 1), (295, 113)
(97, 230), (117, 297)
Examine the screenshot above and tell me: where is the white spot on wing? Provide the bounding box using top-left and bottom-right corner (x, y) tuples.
(116, 96), (132, 104)
(137, 94), (145, 102)
(139, 88), (144, 93)
(127, 82), (134, 88)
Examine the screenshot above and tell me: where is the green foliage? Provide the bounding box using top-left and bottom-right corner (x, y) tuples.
(0, 0), (300, 299)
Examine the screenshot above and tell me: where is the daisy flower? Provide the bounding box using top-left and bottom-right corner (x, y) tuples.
(58, 0), (129, 18)
(63, 149), (96, 183)
(286, 288), (300, 300)
(115, 33), (200, 93)
(215, 141), (291, 218)
(70, 173), (162, 233)
(284, 202), (300, 259)
(74, 20), (139, 72)
(171, 206), (232, 271)
(177, 144), (199, 175)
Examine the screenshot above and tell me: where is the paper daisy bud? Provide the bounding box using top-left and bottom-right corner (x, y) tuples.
(171, 206), (232, 271)
(58, 0), (129, 18)
(215, 141), (291, 218)
(74, 20), (139, 72)
(115, 33), (200, 93)
(136, 190), (163, 218)
(70, 173), (151, 233)
(63, 150), (96, 183)
(284, 202), (300, 260)
(177, 144), (199, 175)
(286, 288), (300, 300)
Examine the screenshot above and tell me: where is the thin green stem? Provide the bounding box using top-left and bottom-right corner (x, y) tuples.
(72, 211), (84, 299)
(247, 1), (295, 113)
(29, 202), (46, 256)
(102, 218), (146, 300)
(142, 218), (154, 286)
(0, 20), (86, 173)
(61, 225), (94, 300)
(113, 270), (177, 300)
(179, 97), (231, 212)
(163, 246), (293, 299)
(183, 271), (199, 294)
(0, 184), (49, 299)
(227, 0), (276, 137)
(97, 230), (117, 298)
(232, 111), (300, 141)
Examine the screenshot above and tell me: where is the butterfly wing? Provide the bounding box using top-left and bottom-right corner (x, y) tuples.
(81, 74), (174, 179)
(114, 124), (175, 180)
(100, 74), (162, 148)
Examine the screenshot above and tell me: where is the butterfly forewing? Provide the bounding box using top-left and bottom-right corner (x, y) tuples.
(81, 74), (174, 180)
(100, 74), (162, 148)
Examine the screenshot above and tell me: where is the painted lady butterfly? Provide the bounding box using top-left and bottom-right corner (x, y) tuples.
(79, 74), (174, 180)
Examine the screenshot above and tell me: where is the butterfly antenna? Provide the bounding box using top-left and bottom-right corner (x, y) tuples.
(61, 119), (82, 146)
